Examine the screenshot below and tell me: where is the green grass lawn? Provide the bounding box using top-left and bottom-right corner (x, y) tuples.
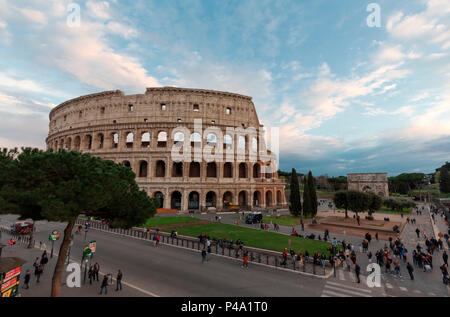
(169, 222), (332, 254)
(140, 216), (201, 227)
(376, 207), (412, 215)
(263, 214), (315, 226)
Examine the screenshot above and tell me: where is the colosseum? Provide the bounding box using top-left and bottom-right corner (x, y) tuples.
(46, 87), (287, 213)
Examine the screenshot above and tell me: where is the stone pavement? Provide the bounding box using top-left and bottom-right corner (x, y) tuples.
(0, 233), (148, 297)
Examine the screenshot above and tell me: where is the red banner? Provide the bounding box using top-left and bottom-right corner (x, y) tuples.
(3, 266), (21, 282)
(1, 277), (18, 292)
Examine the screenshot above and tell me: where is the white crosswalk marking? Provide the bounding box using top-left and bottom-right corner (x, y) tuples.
(385, 283), (393, 289)
(322, 281), (372, 297)
(399, 287), (408, 291)
(413, 290), (422, 294)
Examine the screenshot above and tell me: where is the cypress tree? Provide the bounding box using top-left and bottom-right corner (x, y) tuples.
(440, 168), (450, 194)
(289, 168), (302, 216)
(303, 174), (312, 217)
(308, 171), (318, 217)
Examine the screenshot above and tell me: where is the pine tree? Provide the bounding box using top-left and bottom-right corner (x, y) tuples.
(289, 168), (302, 216)
(440, 168), (450, 194)
(303, 174), (312, 217)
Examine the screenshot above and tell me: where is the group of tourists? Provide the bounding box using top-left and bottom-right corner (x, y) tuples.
(30, 250), (48, 286)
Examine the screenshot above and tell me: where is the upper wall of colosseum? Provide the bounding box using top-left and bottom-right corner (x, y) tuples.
(48, 87), (262, 135)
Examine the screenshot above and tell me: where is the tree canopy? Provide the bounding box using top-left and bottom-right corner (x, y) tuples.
(0, 148), (158, 296)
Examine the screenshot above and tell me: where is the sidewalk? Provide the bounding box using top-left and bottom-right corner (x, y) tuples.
(0, 234), (148, 297)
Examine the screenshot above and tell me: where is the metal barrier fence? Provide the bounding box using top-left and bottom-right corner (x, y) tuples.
(76, 218), (335, 276)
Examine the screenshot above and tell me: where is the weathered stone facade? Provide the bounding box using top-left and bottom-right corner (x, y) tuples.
(46, 87), (287, 212)
(347, 173), (389, 197)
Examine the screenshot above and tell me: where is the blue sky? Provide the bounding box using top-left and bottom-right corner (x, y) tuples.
(0, 0), (449, 176)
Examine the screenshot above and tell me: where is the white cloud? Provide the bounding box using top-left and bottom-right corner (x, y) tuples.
(86, 0), (111, 20)
(106, 21), (138, 39)
(18, 8), (47, 25)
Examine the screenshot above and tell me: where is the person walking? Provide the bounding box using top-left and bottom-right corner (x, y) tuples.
(201, 247), (207, 263)
(355, 263), (361, 283)
(443, 251), (448, 266)
(94, 262), (100, 281)
(207, 244), (212, 262)
(415, 228), (420, 238)
(115, 269), (123, 291)
(99, 275), (109, 295)
(242, 251), (248, 268)
(406, 262), (414, 280)
(88, 266), (95, 285)
(440, 264), (448, 285)
(35, 264), (43, 283)
(23, 270), (31, 289)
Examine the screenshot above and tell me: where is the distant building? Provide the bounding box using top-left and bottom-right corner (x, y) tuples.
(347, 173), (389, 197)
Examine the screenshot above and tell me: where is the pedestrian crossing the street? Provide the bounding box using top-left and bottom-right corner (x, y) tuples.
(326, 268), (444, 297)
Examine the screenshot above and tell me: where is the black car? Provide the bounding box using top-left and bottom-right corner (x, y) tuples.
(245, 212), (262, 224)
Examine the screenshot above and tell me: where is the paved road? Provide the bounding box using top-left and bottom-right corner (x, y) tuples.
(1, 215), (326, 297)
(1, 209), (448, 297)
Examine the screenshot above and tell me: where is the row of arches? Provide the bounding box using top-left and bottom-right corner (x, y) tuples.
(122, 160), (273, 179)
(49, 131), (262, 152)
(151, 189), (284, 210)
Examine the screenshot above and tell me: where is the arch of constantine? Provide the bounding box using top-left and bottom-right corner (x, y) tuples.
(347, 173), (389, 197)
(46, 87), (287, 213)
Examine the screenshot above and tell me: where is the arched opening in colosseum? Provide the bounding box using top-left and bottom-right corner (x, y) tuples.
(111, 133), (119, 149)
(238, 135), (246, 150)
(65, 138), (72, 150)
(172, 162), (183, 177)
(223, 162), (232, 178)
(252, 137), (258, 153)
(96, 133), (104, 149)
(60, 139), (64, 150)
(238, 191), (247, 207)
(206, 133), (217, 147)
(171, 191), (182, 210)
(223, 191), (233, 208)
(253, 191), (261, 207)
(190, 133), (201, 148)
(277, 190), (282, 206)
(363, 185), (372, 192)
(265, 167), (273, 179)
(154, 192), (164, 209)
(74, 136), (81, 151)
(189, 162), (200, 177)
(265, 191), (273, 207)
(174, 132), (184, 145)
(139, 161), (148, 178)
(206, 191), (217, 208)
(126, 132), (134, 148)
(157, 131), (167, 148)
(155, 160), (166, 177)
(223, 134), (233, 150)
(253, 163), (261, 178)
(188, 191), (200, 210)
(84, 135), (93, 150)
(122, 161), (131, 169)
(206, 162), (217, 178)
(239, 163), (247, 178)
(141, 132), (150, 148)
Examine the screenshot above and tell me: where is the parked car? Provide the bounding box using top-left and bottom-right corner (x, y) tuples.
(245, 212), (262, 224)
